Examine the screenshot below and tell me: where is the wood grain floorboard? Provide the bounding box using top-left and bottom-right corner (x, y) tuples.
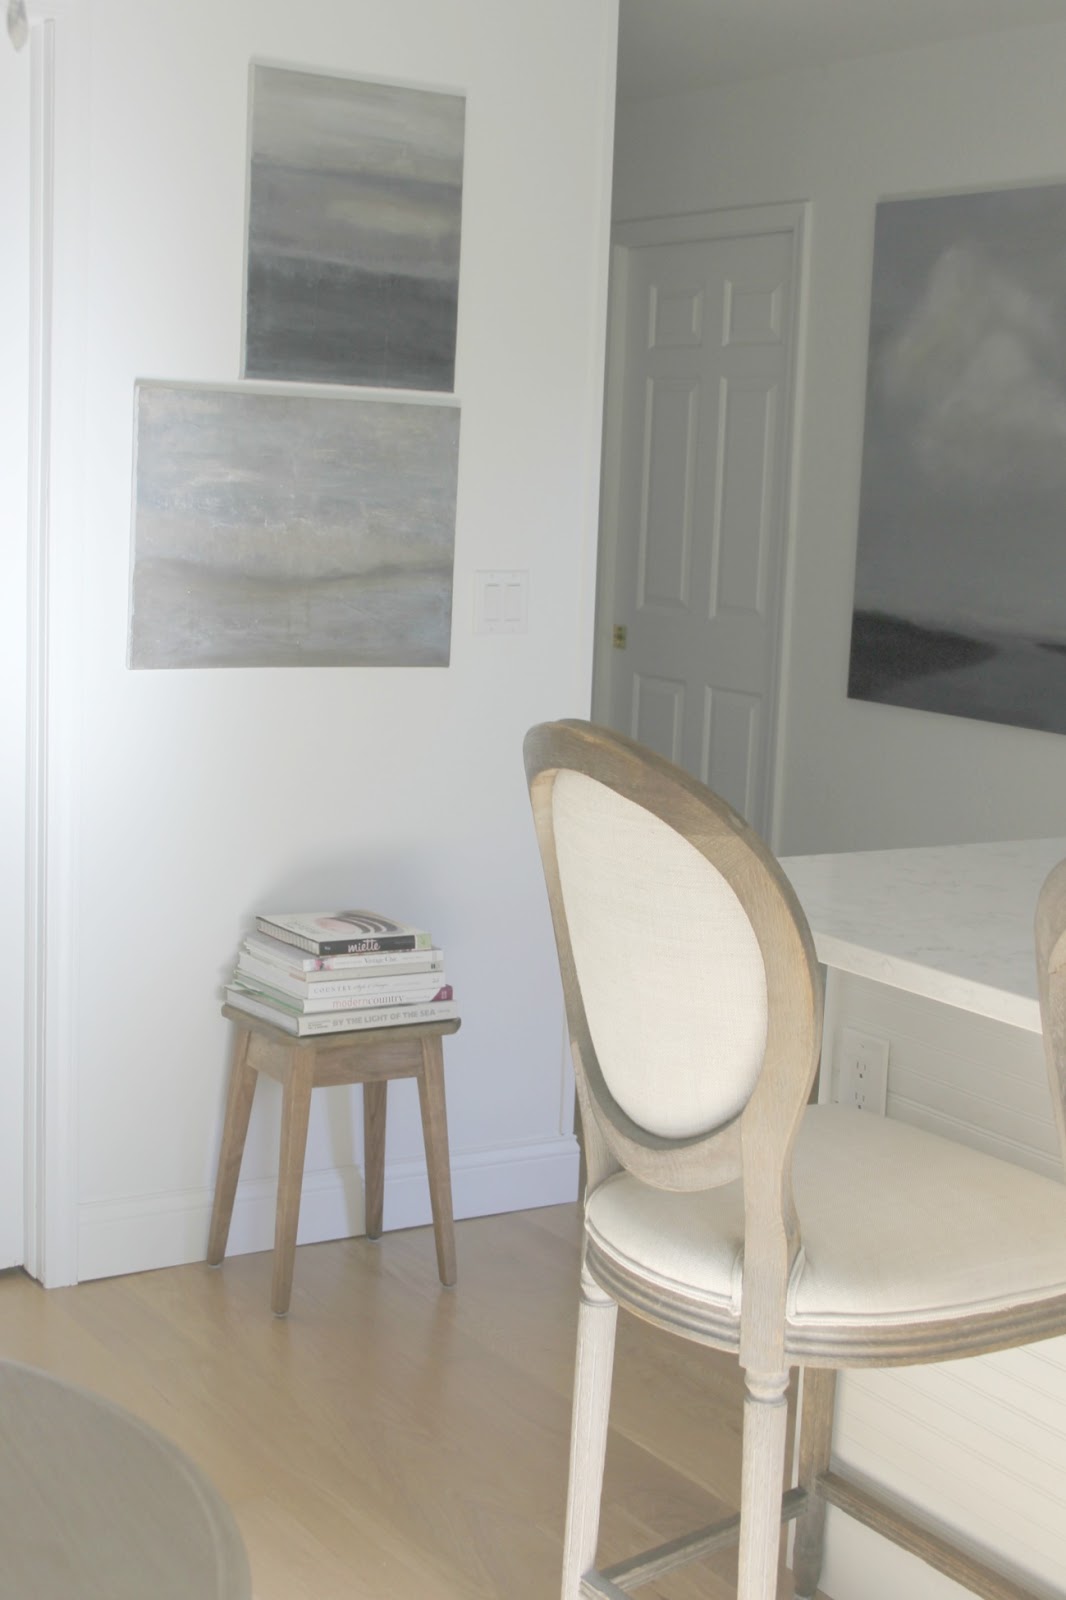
(0, 1206), (827, 1598)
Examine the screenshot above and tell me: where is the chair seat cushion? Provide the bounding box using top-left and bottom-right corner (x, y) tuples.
(584, 1104), (1066, 1332)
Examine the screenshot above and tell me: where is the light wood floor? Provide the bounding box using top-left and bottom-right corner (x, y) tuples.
(0, 1205), (823, 1599)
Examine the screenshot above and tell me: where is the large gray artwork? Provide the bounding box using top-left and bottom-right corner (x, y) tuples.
(848, 182), (1066, 734)
(129, 382), (459, 669)
(244, 65), (465, 391)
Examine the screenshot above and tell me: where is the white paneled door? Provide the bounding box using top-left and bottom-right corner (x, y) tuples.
(597, 207), (804, 841)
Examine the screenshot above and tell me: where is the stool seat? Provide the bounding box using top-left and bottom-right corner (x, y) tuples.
(208, 1005), (460, 1314)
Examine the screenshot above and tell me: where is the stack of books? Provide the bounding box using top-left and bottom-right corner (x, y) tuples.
(225, 910), (457, 1037)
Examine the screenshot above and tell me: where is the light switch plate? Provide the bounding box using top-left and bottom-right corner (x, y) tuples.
(473, 570), (528, 635)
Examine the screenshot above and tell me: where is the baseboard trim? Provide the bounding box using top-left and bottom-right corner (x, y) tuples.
(77, 1135), (581, 1283)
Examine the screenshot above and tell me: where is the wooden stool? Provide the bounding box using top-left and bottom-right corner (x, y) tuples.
(207, 1005), (461, 1315)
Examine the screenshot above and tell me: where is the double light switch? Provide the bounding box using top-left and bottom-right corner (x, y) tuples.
(473, 570), (529, 635)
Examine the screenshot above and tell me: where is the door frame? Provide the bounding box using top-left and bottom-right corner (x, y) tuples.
(592, 201), (809, 850)
(18, 0), (85, 1287)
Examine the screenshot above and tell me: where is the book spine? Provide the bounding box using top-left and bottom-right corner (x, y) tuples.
(311, 946), (439, 972)
(236, 954), (447, 1000)
(225, 989), (457, 1036)
(303, 960), (444, 986)
(254, 918), (430, 956)
(243, 934), (444, 975)
(295, 1001), (458, 1035)
(232, 977), (452, 1014)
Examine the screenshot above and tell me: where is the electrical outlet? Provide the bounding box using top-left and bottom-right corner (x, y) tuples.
(836, 1027), (889, 1115)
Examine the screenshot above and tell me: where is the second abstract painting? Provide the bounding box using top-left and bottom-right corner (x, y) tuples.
(129, 383), (460, 669)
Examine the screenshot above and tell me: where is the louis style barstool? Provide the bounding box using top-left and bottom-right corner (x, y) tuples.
(525, 719), (1066, 1600)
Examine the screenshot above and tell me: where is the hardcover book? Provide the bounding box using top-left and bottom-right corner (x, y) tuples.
(225, 986), (457, 1037)
(235, 950), (447, 1000)
(254, 910), (432, 957)
(231, 973), (453, 1013)
(243, 931), (443, 975)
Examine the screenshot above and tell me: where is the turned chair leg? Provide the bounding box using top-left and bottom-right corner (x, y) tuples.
(561, 1265), (618, 1599)
(207, 1027), (258, 1266)
(792, 1369), (837, 1600)
(737, 1369), (791, 1600)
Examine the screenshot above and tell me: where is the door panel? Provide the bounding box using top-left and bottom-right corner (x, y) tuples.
(632, 673), (685, 765)
(701, 687), (760, 820)
(651, 282), (704, 348)
(639, 377), (697, 610)
(714, 377), (777, 618)
(724, 278), (783, 346)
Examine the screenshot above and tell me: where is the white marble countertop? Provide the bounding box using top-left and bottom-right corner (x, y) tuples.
(779, 837), (1066, 1033)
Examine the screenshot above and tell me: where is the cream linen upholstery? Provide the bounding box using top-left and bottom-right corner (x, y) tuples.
(524, 720), (1066, 1600)
(552, 770), (767, 1138)
(586, 1104), (1066, 1334)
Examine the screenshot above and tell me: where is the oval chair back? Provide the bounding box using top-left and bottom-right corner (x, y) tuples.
(524, 718), (823, 1366)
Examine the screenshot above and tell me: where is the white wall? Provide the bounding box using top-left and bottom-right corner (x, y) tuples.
(29, 0), (617, 1282)
(614, 23), (1066, 854)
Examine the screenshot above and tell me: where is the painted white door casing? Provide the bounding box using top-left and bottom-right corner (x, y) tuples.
(0, 11), (32, 1271)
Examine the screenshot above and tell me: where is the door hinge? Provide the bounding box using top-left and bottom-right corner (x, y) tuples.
(612, 624), (627, 649)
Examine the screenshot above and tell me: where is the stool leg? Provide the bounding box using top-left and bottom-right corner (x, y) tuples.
(207, 1026), (258, 1266)
(363, 1078), (387, 1241)
(272, 1050), (314, 1317)
(416, 1036), (456, 1285)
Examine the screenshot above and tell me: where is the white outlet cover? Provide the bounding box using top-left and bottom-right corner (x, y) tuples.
(837, 1026), (889, 1115)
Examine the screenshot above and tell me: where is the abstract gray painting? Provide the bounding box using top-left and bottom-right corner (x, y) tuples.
(244, 65), (465, 391)
(848, 182), (1066, 734)
(129, 382), (459, 668)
